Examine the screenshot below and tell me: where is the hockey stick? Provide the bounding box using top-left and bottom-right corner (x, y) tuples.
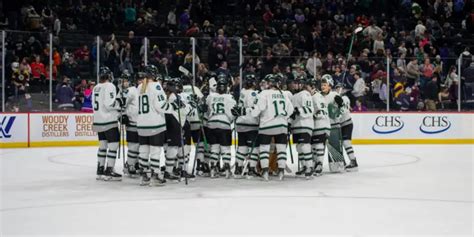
(287, 131), (294, 164)
(191, 129), (201, 176)
(175, 94), (188, 185)
(179, 66), (209, 153)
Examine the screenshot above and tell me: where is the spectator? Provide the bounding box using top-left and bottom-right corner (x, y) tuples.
(53, 17), (61, 35)
(306, 51), (322, 77)
(248, 34), (263, 57)
(81, 81), (94, 112)
(420, 58), (434, 88)
(352, 72), (368, 105)
(30, 55), (46, 93)
(120, 43), (133, 74)
(406, 58), (420, 87)
(379, 79), (388, 110)
(167, 8), (177, 30)
(353, 99), (368, 112)
(74, 45), (90, 63)
(179, 9), (190, 31)
(124, 4), (136, 26)
(55, 77), (75, 110)
(424, 75), (439, 111)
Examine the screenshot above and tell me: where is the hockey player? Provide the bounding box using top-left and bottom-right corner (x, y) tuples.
(290, 78), (314, 178)
(335, 84), (358, 171)
(181, 75), (207, 176)
(92, 66), (122, 181)
(234, 73), (259, 178)
(136, 65), (170, 186)
(311, 76), (331, 176)
(251, 74), (294, 181)
(205, 74), (236, 178)
(117, 71), (141, 177)
(163, 77), (192, 180)
(320, 74), (346, 172)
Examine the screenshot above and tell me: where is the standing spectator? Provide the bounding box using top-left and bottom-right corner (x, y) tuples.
(30, 55), (46, 93)
(424, 75), (439, 111)
(379, 79), (388, 110)
(352, 72), (368, 105)
(167, 8), (177, 30)
(120, 43), (133, 74)
(179, 9), (190, 31)
(247, 34), (263, 57)
(420, 58), (434, 88)
(74, 45), (90, 63)
(124, 4), (136, 27)
(81, 81), (94, 112)
(397, 53), (407, 74)
(53, 16), (61, 35)
(55, 76), (75, 110)
(306, 51), (322, 78)
(262, 5), (273, 25)
(406, 58), (420, 87)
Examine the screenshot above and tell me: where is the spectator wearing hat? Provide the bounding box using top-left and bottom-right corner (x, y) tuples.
(424, 75), (439, 111)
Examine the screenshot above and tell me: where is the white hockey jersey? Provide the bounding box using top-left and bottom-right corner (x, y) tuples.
(92, 82), (119, 133)
(206, 93), (236, 130)
(312, 92), (330, 136)
(339, 95), (352, 127)
(251, 89), (294, 135)
(291, 90), (314, 135)
(120, 86), (139, 129)
(182, 85), (204, 130)
(322, 91), (341, 126)
(136, 81), (172, 136)
(166, 93), (191, 127)
(236, 88), (259, 132)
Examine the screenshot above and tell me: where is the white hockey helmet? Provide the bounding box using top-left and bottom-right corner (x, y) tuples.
(321, 74), (334, 87)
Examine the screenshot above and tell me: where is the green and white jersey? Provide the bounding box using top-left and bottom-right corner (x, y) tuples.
(92, 82), (119, 133)
(236, 88), (259, 132)
(182, 85), (204, 130)
(312, 92), (330, 136)
(206, 93), (236, 130)
(251, 89), (294, 135)
(120, 86), (139, 129)
(291, 90), (314, 135)
(166, 92), (191, 127)
(136, 81), (172, 136)
(339, 95), (352, 127)
(322, 91), (341, 126)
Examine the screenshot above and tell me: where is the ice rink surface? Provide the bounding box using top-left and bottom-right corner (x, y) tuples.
(1, 145), (473, 236)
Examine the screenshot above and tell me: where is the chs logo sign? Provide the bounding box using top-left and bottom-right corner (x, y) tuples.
(419, 116), (451, 134)
(0, 116), (16, 138)
(372, 116), (404, 134)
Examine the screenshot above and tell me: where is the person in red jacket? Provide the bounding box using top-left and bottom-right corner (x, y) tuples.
(30, 55), (46, 93)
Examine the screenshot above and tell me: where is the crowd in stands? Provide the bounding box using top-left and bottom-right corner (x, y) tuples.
(1, 0), (473, 112)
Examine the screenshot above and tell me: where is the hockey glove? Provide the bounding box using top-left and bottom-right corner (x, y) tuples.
(290, 108), (300, 120)
(334, 95), (343, 108)
(116, 97), (126, 108)
(231, 106), (242, 117)
(198, 104), (208, 113)
(174, 98), (186, 109)
(120, 115), (130, 126)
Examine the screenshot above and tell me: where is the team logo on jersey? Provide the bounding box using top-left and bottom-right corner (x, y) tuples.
(419, 116), (451, 134)
(251, 92), (257, 96)
(0, 116), (16, 138)
(372, 116), (404, 134)
(156, 85), (161, 90)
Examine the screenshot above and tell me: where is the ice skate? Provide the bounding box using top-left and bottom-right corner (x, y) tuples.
(313, 161), (323, 176)
(278, 168), (285, 181)
(345, 159), (358, 172)
(103, 167), (122, 181)
(96, 163), (104, 180)
(150, 172), (166, 186)
(262, 168), (269, 181)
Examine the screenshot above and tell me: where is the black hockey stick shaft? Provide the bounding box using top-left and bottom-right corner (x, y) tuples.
(176, 94), (188, 185)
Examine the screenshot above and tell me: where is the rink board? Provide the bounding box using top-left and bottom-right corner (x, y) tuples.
(1, 112), (474, 148)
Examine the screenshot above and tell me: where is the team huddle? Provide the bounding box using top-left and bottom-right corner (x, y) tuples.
(92, 65), (359, 186)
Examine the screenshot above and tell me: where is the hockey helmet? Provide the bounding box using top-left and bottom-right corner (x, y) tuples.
(216, 74), (228, 94)
(321, 74), (334, 87)
(99, 66), (113, 81)
(143, 64), (160, 80)
(244, 73), (257, 88)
